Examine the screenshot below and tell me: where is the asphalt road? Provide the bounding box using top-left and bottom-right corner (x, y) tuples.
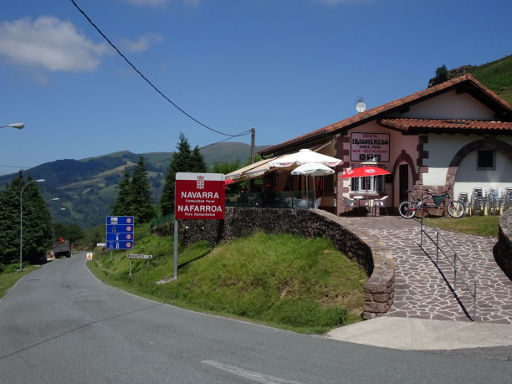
(1, 252), (511, 384)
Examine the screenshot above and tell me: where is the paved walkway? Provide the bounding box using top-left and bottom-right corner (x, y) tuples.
(346, 216), (512, 324)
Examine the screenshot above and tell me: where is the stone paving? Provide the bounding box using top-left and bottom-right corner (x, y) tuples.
(346, 216), (512, 324)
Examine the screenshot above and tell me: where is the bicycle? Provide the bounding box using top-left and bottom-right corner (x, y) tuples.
(398, 189), (465, 219)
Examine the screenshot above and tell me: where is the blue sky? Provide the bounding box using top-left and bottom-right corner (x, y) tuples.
(1, 0), (511, 175)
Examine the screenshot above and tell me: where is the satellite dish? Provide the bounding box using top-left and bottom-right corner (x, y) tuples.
(356, 99), (366, 113)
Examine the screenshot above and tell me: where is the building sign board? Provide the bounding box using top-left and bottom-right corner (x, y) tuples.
(175, 173), (225, 220)
(106, 216), (134, 250)
(350, 132), (390, 162)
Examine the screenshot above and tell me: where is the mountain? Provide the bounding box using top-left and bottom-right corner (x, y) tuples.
(0, 142), (268, 229)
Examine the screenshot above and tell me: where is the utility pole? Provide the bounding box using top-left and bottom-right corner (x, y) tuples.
(250, 127), (255, 164)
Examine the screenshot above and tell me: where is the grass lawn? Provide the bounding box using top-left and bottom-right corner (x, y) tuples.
(0, 265), (39, 299)
(426, 215), (500, 237)
(88, 231), (367, 334)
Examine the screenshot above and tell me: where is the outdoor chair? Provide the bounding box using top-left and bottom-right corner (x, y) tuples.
(373, 195), (389, 215)
(296, 199), (310, 209)
(343, 197), (355, 213)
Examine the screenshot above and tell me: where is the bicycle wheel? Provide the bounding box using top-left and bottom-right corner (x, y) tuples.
(447, 200), (464, 218)
(398, 201), (416, 219)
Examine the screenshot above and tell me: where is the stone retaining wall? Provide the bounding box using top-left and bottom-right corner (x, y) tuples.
(497, 207), (512, 278)
(152, 207), (395, 319)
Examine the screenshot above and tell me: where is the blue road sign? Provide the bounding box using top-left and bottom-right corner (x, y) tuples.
(106, 233), (133, 242)
(106, 241), (133, 250)
(106, 224), (134, 233)
(106, 216), (134, 250)
(106, 216), (134, 225)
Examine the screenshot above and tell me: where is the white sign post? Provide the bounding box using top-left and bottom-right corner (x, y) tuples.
(127, 253), (153, 275)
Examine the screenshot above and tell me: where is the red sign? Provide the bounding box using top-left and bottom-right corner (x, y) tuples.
(175, 173), (225, 220)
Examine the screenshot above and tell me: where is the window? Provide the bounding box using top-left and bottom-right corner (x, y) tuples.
(351, 175), (384, 194)
(477, 151), (495, 170)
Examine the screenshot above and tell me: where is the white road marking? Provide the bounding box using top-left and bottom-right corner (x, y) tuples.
(201, 360), (308, 384)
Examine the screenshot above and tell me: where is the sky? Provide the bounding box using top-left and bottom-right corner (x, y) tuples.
(1, 0), (511, 176)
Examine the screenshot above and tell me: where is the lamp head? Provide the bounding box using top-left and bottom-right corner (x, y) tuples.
(9, 123), (24, 129)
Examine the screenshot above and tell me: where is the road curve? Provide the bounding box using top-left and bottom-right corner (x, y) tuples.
(0, 252), (511, 384)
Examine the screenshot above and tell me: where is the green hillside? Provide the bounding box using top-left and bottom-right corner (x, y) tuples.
(0, 142), (268, 229)
(429, 54), (512, 104)
(471, 54), (512, 104)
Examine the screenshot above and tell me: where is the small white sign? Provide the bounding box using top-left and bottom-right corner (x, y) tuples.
(87, 252), (93, 261)
(127, 254), (153, 260)
(97, 243), (107, 247)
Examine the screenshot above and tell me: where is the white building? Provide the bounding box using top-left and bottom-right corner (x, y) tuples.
(260, 75), (512, 215)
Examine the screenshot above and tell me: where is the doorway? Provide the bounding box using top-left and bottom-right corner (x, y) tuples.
(399, 164), (409, 203)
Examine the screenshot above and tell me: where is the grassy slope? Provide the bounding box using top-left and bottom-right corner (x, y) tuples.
(426, 216), (499, 237)
(470, 54), (512, 104)
(0, 265), (39, 299)
(88, 232), (367, 333)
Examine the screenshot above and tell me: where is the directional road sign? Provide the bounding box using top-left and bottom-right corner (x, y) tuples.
(106, 216), (134, 250)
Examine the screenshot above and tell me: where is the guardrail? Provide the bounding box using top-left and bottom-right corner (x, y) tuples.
(150, 213), (174, 229)
(418, 217), (477, 318)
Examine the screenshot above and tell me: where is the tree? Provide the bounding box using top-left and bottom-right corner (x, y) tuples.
(131, 155), (155, 223)
(160, 133), (193, 215)
(22, 176), (53, 263)
(429, 65), (449, 87)
(111, 169), (133, 216)
(211, 159), (241, 175)
(0, 175), (23, 268)
(190, 146), (207, 173)
(54, 223), (84, 244)
(0, 173), (52, 268)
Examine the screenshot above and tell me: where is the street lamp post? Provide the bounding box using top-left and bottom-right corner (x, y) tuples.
(0, 123), (24, 129)
(47, 198), (60, 249)
(19, 179), (45, 271)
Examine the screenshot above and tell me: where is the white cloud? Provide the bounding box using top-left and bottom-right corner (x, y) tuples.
(0, 16), (109, 72)
(120, 34), (164, 53)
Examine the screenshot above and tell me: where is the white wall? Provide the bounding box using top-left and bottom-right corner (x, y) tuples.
(402, 90), (496, 120)
(423, 134), (512, 195)
(454, 150), (512, 199)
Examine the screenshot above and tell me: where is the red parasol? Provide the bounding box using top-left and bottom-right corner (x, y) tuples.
(341, 166), (390, 178)
(224, 179), (235, 185)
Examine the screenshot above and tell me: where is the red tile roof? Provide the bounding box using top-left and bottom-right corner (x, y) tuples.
(261, 74), (512, 155)
(379, 118), (512, 132)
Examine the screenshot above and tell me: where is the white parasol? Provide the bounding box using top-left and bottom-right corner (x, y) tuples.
(269, 149), (342, 168)
(291, 163), (335, 208)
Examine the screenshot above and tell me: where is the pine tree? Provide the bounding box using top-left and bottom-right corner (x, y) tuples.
(111, 169), (133, 216)
(131, 155), (155, 223)
(22, 176), (53, 263)
(0, 173), (52, 268)
(160, 133), (193, 215)
(0, 175), (23, 268)
(190, 146), (207, 173)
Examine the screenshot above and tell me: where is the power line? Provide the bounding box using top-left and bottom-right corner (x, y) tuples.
(69, 0), (243, 138)
(149, 130), (253, 166)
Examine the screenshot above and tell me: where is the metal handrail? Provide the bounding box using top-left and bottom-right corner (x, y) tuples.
(418, 217), (477, 318)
